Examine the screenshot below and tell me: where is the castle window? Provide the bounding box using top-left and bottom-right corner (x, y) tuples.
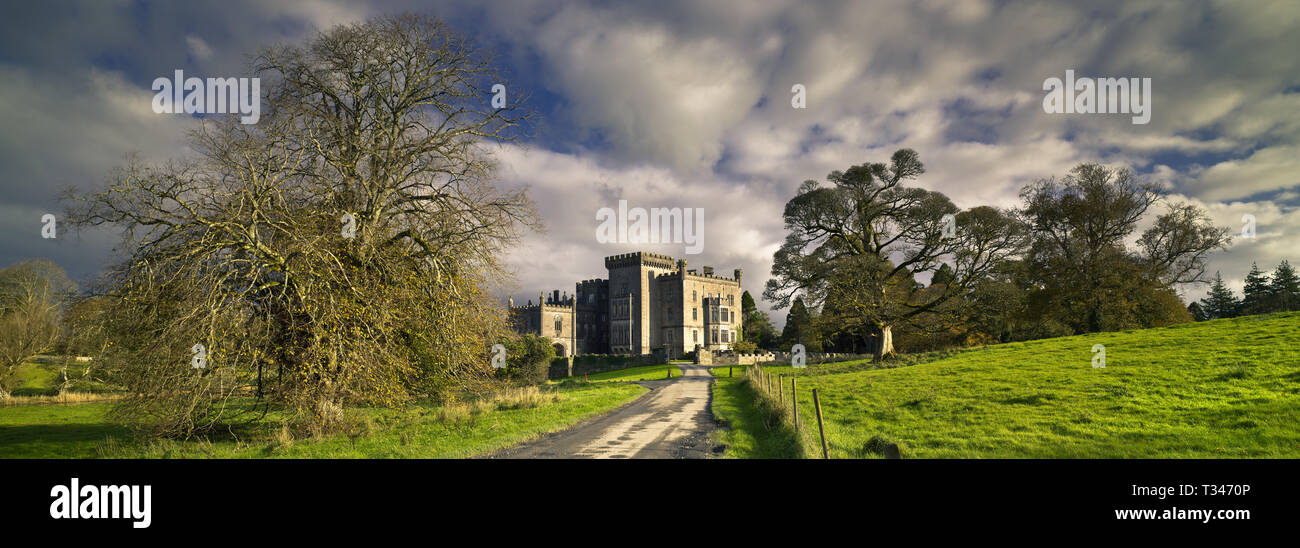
(693, 329), (698, 343)
(692, 307), (697, 321)
(692, 290), (697, 301)
(554, 314), (562, 335)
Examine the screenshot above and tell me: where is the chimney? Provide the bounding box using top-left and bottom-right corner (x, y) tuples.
(703, 266), (714, 276)
(734, 268), (743, 283)
(553, 290), (560, 304)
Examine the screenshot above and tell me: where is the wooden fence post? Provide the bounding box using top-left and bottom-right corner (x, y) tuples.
(812, 388), (829, 459)
(791, 378), (799, 432)
(778, 375), (784, 405)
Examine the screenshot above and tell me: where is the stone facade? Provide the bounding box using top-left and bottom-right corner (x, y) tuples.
(510, 251), (744, 359)
(509, 290), (577, 358)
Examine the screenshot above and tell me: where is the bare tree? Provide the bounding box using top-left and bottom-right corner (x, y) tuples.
(64, 15), (539, 436)
(0, 259), (76, 398)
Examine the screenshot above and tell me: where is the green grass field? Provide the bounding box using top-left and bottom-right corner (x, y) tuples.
(707, 367), (802, 458)
(720, 312), (1300, 458)
(578, 363), (682, 382)
(6, 359), (120, 396)
(0, 381), (646, 459)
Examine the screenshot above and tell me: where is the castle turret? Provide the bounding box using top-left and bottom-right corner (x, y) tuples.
(734, 268), (742, 283)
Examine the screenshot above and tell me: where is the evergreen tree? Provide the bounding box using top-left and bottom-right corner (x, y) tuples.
(931, 263), (956, 287)
(1198, 272), (1240, 319)
(1187, 301), (1208, 322)
(1269, 260), (1300, 312)
(780, 296), (821, 352)
(1239, 262), (1272, 315)
(740, 290), (779, 350)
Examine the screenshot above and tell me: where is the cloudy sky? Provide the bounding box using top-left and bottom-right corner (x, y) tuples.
(2, 0), (1297, 326)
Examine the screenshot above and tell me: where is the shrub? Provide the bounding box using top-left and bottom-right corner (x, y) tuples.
(500, 334), (556, 385)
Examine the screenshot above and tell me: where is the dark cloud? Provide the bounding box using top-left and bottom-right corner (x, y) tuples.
(1, 0), (1297, 321)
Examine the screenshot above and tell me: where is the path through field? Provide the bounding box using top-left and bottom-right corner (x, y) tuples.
(488, 364), (716, 459)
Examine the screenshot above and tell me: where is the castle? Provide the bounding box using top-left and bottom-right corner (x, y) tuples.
(509, 251), (744, 359)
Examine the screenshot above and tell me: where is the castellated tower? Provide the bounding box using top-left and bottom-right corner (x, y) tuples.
(512, 251), (744, 359)
(605, 252), (677, 355)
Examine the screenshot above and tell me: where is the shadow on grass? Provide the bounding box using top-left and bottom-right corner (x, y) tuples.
(0, 422), (134, 458)
(713, 378), (802, 459)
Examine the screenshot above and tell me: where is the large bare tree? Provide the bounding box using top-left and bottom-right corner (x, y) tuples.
(64, 15), (539, 436)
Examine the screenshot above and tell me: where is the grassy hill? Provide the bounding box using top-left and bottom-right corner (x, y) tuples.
(715, 312), (1300, 458)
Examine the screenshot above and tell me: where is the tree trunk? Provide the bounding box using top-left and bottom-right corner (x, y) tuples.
(873, 325), (895, 361)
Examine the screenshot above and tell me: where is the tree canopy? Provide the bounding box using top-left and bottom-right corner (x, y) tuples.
(63, 15), (538, 436)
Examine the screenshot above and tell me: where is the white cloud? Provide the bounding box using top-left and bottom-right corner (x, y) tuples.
(185, 35), (213, 60)
(5, 0), (1300, 329)
(1191, 145), (1300, 201)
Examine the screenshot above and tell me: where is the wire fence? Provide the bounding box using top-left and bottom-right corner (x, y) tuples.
(743, 364), (902, 459)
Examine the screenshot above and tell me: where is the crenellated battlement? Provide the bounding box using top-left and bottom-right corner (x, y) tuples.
(604, 251), (677, 270)
(509, 302), (575, 311)
(675, 270), (742, 284)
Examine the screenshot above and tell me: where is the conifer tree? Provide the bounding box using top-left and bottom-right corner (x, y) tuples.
(1269, 260), (1300, 311)
(780, 296), (822, 352)
(1199, 272), (1240, 319)
(1239, 262), (1272, 315)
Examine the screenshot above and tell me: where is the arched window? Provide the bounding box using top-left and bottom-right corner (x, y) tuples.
(554, 314), (562, 335)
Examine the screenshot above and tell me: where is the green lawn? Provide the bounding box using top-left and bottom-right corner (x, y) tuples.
(13, 360), (59, 390)
(707, 367), (802, 458)
(6, 359), (121, 396)
(718, 312), (1300, 459)
(0, 381), (646, 459)
(579, 363), (681, 382)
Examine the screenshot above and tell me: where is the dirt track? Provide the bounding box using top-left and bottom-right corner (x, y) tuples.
(486, 364), (716, 459)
